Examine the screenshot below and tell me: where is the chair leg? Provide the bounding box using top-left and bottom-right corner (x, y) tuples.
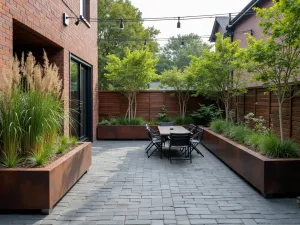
(145, 142), (152, 151)
(146, 143), (154, 153)
(190, 147), (192, 163)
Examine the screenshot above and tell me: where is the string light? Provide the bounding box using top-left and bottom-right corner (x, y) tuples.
(177, 17), (181, 28)
(119, 18), (124, 29)
(181, 39), (185, 46)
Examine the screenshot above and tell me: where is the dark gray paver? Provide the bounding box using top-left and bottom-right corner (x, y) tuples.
(0, 141), (300, 225)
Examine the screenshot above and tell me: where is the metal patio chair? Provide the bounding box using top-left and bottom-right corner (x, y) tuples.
(190, 126), (204, 157)
(159, 122), (174, 126)
(169, 133), (192, 163)
(146, 127), (163, 159)
(187, 124), (196, 135)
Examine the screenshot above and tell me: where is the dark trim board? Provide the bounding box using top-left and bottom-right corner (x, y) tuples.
(69, 53), (93, 141)
(201, 128), (300, 197)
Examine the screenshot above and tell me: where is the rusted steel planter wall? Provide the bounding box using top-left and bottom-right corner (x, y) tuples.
(0, 142), (92, 212)
(97, 125), (158, 140)
(202, 128), (300, 197)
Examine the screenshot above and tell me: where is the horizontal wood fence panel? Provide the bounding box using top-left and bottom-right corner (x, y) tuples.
(98, 91), (212, 122)
(230, 86), (300, 144)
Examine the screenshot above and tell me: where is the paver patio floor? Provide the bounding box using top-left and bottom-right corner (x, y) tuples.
(1, 141), (300, 225)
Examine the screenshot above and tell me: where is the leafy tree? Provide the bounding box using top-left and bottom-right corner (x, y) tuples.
(105, 48), (158, 119)
(159, 67), (194, 118)
(247, 0), (300, 142)
(156, 34), (211, 74)
(189, 33), (247, 122)
(98, 0), (160, 90)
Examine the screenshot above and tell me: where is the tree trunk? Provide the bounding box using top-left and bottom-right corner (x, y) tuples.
(278, 100), (284, 142)
(134, 93), (137, 119)
(224, 101), (229, 123)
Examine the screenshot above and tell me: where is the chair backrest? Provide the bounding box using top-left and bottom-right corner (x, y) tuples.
(146, 127), (153, 140)
(187, 124), (196, 133)
(160, 122), (174, 126)
(169, 133), (191, 147)
(193, 126), (204, 141)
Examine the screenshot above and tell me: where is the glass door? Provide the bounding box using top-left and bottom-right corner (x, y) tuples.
(70, 58), (91, 140)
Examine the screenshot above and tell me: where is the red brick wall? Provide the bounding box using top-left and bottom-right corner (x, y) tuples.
(0, 0), (98, 140)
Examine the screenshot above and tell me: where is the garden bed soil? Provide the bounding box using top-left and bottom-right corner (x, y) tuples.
(0, 142), (91, 213)
(201, 128), (300, 197)
(97, 125), (158, 140)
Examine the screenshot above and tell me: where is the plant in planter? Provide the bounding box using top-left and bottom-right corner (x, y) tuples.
(105, 48), (158, 120)
(0, 52), (72, 168)
(189, 33), (248, 122)
(190, 104), (223, 126)
(159, 67), (194, 118)
(209, 119), (299, 158)
(0, 51), (91, 212)
(247, 0), (300, 142)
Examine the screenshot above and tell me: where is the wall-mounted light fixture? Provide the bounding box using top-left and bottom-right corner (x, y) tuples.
(63, 13), (82, 26)
(63, 13), (69, 26)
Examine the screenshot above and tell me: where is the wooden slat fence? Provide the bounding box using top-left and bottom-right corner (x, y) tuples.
(230, 87), (300, 144)
(98, 91), (212, 122)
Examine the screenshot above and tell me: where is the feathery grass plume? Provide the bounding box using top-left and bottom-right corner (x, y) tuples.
(42, 50), (62, 97)
(33, 64), (43, 91)
(23, 52), (35, 91)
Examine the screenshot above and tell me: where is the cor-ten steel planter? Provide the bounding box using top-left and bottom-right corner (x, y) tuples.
(0, 142), (92, 213)
(97, 125), (158, 140)
(202, 128), (300, 197)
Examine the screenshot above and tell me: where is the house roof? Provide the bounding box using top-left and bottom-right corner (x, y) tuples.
(229, 0), (263, 29)
(209, 0), (265, 42)
(209, 17), (229, 42)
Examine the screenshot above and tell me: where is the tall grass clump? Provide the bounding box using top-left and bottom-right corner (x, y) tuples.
(21, 91), (63, 154)
(210, 120), (227, 134)
(0, 92), (23, 167)
(227, 125), (252, 143)
(0, 51), (65, 167)
(259, 135), (299, 158)
(245, 133), (263, 150)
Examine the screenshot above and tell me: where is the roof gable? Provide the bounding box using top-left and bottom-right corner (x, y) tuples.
(209, 16), (229, 42)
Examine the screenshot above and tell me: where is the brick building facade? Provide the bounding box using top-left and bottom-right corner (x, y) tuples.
(209, 0), (273, 87)
(0, 0), (98, 141)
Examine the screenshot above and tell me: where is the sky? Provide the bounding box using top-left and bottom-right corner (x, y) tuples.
(130, 0), (251, 45)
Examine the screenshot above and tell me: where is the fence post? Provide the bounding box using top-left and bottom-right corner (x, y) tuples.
(268, 90), (271, 128)
(254, 88), (257, 116)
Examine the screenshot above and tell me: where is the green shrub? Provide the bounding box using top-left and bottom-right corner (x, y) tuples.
(191, 104), (223, 125)
(210, 120), (227, 134)
(173, 116), (194, 125)
(245, 133), (263, 149)
(156, 105), (168, 122)
(98, 117), (145, 126)
(99, 120), (110, 125)
(69, 137), (78, 145)
(259, 135), (299, 158)
(227, 125), (251, 143)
